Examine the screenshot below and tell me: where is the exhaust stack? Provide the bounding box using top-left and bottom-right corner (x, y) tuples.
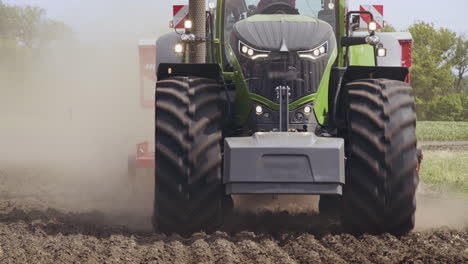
(189, 0), (206, 63)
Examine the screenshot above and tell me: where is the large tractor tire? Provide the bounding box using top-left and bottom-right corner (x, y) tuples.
(341, 79), (418, 236)
(153, 76), (229, 235)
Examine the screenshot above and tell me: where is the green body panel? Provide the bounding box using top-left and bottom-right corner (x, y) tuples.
(228, 46), (254, 125)
(349, 44), (376, 66)
(248, 93), (279, 111)
(337, 0), (345, 67)
(289, 93), (318, 110)
(245, 47), (338, 125)
(212, 0), (351, 127)
(215, 0), (252, 125)
(314, 47), (338, 125)
(214, 8), (333, 125)
(215, 0), (224, 68)
(215, 36), (253, 124)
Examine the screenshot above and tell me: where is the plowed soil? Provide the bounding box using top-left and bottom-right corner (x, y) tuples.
(0, 164), (467, 264)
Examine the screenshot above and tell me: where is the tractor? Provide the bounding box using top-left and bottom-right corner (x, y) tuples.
(153, 0), (419, 236)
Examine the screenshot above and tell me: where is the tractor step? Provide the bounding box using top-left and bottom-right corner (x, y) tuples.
(223, 132), (345, 195)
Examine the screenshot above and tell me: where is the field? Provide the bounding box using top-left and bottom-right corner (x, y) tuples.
(419, 151), (468, 197)
(417, 121), (468, 141)
(417, 121), (468, 196)
(1, 158), (467, 263)
(0, 121), (467, 263)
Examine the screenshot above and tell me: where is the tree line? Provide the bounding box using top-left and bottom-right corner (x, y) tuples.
(0, 1), (73, 73)
(407, 22), (468, 121)
(1, 2), (467, 121)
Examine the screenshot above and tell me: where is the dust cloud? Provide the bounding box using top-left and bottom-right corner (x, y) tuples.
(235, 190), (468, 231)
(234, 195), (319, 213)
(0, 1), (173, 230)
(416, 186), (468, 230)
(1, 1), (467, 234)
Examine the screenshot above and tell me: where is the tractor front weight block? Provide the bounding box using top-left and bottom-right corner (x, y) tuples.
(223, 132), (345, 195)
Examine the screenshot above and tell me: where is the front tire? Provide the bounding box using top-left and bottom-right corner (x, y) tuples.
(341, 79), (418, 236)
(153, 76), (229, 235)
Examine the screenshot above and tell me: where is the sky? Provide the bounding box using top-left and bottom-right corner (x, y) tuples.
(4, 0), (468, 40)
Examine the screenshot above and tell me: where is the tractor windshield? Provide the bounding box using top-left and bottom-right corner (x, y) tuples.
(246, 0), (333, 17)
(224, 0), (338, 29)
(222, 0), (338, 69)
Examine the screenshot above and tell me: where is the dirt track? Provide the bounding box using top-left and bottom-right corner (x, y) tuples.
(419, 141), (468, 152)
(0, 165), (467, 263)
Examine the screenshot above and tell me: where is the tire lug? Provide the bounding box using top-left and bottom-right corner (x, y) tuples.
(189, 105), (196, 115)
(188, 88), (195, 96)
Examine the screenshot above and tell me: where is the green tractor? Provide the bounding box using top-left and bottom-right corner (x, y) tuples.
(153, 0), (418, 236)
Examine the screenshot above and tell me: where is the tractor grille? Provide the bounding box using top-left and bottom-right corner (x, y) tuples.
(241, 53), (328, 103)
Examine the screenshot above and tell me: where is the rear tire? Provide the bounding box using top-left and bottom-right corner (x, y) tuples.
(341, 79), (418, 236)
(153, 76), (229, 235)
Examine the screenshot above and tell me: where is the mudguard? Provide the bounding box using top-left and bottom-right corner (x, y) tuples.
(157, 63), (221, 81)
(329, 66), (410, 129)
(342, 66), (409, 84)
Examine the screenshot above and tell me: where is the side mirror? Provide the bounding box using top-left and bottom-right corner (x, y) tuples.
(345, 11), (374, 36)
(351, 15), (360, 31)
(352, 15), (360, 24)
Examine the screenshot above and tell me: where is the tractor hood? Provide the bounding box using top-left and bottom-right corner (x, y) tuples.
(232, 15), (334, 52)
(228, 14), (337, 106)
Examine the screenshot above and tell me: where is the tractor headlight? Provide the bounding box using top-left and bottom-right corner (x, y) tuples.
(376, 45), (387, 57)
(290, 104), (314, 124)
(368, 20), (378, 32)
(252, 103), (274, 124)
(184, 20), (193, 30)
(239, 41), (270, 60)
(298, 42), (328, 60)
(255, 105), (263, 115)
(174, 43), (184, 53)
